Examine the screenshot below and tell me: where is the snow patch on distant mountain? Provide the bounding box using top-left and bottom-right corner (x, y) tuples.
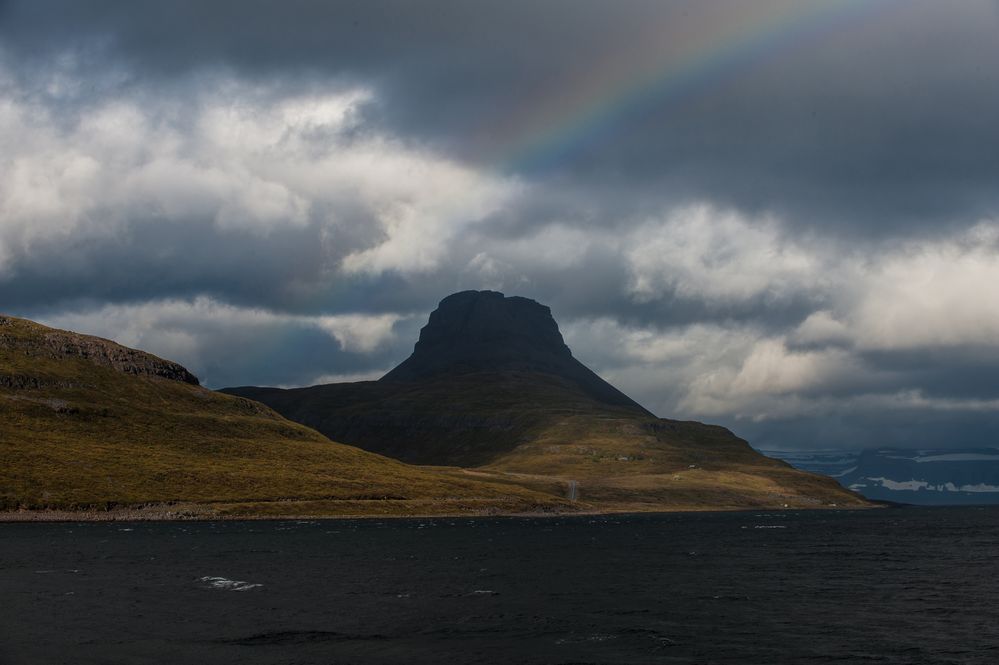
(852, 478), (999, 493)
(761, 447), (999, 505)
(914, 453), (999, 463)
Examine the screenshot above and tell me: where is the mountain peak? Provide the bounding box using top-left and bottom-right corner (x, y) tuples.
(381, 290), (647, 413)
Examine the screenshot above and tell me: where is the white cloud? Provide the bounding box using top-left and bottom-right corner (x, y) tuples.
(845, 223), (999, 350)
(337, 144), (521, 274)
(37, 297), (404, 383)
(315, 314), (401, 353)
(624, 204), (820, 304)
(684, 339), (870, 419)
(554, 211), (999, 420)
(0, 68), (517, 269)
(791, 310), (852, 347)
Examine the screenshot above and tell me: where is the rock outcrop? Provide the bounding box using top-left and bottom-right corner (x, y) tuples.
(383, 291), (646, 412)
(0, 315), (199, 385)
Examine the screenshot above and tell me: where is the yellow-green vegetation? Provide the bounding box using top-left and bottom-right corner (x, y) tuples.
(228, 371), (871, 512)
(0, 315), (571, 517)
(473, 413), (868, 511)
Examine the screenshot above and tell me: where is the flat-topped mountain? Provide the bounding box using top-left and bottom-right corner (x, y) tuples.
(225, 291), (867, 511)
(383, 290), (645, 411)
(0, 314), (568, 517)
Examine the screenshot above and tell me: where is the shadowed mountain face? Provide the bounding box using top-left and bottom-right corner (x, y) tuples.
(382, 291), (647, 412)
(225, 291), (868, 511)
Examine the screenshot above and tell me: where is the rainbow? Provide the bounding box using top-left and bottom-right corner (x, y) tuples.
(488, 0), (897, 174)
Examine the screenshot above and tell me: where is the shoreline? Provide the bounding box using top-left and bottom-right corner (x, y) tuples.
(0, 502), (881, 523)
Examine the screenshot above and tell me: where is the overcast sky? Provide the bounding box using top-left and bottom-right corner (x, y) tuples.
(2, 0), (999, 450)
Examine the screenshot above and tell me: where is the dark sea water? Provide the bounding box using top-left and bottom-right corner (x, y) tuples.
(2, 507), (998, 665)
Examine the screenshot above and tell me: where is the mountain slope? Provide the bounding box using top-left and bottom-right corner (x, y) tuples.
(0, 314), (570, 517)
(225, 291), (868, 511)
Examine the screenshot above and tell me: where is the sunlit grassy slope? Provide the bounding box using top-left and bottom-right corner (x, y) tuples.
(228, 372), (870, 512)
(0, 316), (570, 517)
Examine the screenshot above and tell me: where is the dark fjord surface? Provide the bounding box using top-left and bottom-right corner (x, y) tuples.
(2, 508), (998, 665)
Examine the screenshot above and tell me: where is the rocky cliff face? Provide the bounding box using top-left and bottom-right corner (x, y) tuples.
(383, 291), (647, 412)
(384, 290), (572, 378)
(0, 315), (199, 385)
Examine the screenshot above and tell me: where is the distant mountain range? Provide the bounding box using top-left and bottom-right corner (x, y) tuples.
(224, 290), (865, 512)
(763, 448), (999, 505)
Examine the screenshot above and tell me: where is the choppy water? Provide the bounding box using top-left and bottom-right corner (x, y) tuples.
(2, 507), (999, 664)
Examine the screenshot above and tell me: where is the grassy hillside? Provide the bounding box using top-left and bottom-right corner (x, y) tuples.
(0, 316), (571, 517)
(227, 371), (869, 512)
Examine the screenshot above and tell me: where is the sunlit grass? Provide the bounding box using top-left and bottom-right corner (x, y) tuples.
(1, 316), (570, 515)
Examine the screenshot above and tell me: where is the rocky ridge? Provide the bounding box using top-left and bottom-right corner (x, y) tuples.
(0, 315), (199, 385)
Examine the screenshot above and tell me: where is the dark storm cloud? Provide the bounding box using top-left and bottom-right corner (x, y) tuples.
(859, 350), (999, 401)
(738, 407), (999, 453)
(0, 218), (329, 313)
(179, 319), (423, 390)
(3, 0), (998, 232)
